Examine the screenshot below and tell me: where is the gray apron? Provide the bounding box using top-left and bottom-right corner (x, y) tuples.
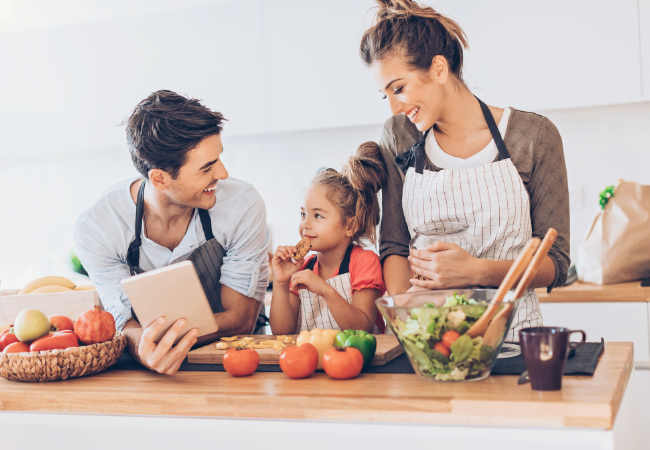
(126, 180), (225, 314)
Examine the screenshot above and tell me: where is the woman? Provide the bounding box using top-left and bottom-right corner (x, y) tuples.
(360, 0), (570, 339)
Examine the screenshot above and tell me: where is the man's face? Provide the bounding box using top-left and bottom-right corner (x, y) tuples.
(164, 134), (229, 209)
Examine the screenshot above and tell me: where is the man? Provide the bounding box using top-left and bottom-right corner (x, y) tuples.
(74, 90), (270, 375)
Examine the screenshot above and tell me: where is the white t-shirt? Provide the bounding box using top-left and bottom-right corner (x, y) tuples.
(425, 106), (511, 171)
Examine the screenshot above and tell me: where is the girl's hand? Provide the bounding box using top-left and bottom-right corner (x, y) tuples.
(289, 269), (332, 297)
(272, 246), (302, 284)
(408, 241), (481, 290)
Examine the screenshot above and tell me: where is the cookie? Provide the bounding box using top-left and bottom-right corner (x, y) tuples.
(294, 237), (312, 260)
(414, 273), (430, 281)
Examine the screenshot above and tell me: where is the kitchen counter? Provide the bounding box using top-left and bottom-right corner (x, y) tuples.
(536, 281), (649, 303)
(0, 343), (637, 449)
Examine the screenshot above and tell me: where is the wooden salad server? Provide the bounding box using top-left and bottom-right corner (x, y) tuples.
(465, 237), (541, 338)
(482, 228), (558, 348)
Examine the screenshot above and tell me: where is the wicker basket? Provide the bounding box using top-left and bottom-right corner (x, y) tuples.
(0, 331), (126, 382)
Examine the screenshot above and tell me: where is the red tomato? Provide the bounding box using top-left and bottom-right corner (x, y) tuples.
(30, 331), (79, 352)
(434, 342), (450, 358)
(223, 348), (260, 376)
(3, 342), (31, 354)
(322, 347), (364, 380)
(442, 331), (461, 349)
(279, 343), (318, 379)
(0, 332), (19, 351)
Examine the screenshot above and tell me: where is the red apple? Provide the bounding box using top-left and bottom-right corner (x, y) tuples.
(74, 305), (116, 344)
(49, 315), (74, 332)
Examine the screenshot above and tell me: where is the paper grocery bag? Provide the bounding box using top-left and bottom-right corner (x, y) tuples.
(577, 180), (650, 284)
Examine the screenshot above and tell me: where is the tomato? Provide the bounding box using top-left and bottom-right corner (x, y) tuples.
(0, 332), (19, 351)
(30, 331), (79, 352)
(322, 347), (364, 380)
(279, 343), (318, 379)
(434, 342), (450, 358)
(222, 348), (260, 376)
(3, 342), (31, 354)
(442, 331), (461, 349)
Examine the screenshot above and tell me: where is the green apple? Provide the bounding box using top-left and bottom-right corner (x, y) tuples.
(14, 309), (50, 343)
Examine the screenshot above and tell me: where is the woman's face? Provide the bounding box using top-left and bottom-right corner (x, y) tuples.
(369, 55), (448, 132)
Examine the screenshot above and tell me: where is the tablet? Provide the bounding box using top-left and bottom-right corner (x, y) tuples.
(121, 260), (218, 345)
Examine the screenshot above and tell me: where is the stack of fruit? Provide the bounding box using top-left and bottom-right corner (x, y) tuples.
(16, 276), (95, 295)
(0, 305), (116, 354)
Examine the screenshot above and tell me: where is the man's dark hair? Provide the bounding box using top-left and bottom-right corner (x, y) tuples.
(124, 90), (226, 179)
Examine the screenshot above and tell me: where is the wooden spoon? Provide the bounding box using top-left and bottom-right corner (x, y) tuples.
(482, 228), (558, 347)
(465, 237), (540, 338)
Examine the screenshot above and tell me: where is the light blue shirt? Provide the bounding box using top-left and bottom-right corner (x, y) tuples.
(74, 177), (270, 330)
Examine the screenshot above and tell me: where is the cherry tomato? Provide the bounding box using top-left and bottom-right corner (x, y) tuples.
(279, 343), (318, 379)
(223, 348), (260, 376)
(442, 331), (461, 349)
(3, 342), (31, 354)
(322, 347), (364, 380)
(434, 342), (450, 358)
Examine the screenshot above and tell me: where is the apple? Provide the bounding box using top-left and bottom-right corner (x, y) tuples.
(49, 315), (74, 332)
(13, 309), (50, 343)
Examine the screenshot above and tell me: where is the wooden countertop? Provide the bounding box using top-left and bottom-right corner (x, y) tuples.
(536, 281), (649, 303)
(0, 342), (633, 430)
(265, 282), (649, 306)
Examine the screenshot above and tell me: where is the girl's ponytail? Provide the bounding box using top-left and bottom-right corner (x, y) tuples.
(344, 142), (387, 245)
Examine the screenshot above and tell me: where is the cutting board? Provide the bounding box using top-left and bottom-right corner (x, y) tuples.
(187, 334), (403, 366)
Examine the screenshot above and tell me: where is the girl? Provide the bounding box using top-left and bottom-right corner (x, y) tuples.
(269, 142), (387, 334)
(359, 0), (570, 340)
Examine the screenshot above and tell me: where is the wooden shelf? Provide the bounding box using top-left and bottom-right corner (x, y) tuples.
(536, 282), (649, 303)
(0, 342), (633, 430)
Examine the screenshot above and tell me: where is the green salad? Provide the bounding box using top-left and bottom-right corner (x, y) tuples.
(393, 293), (495, 381)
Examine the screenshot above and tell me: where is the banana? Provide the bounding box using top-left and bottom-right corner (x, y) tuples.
(73, 285), (96, 291)
(30, 285), (74, 294)
(18, 276), (76, 295)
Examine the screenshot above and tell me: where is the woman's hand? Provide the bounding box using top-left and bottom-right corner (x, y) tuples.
(289, 269), (332, 297)
(408, 241), (482, 289)
(272, 245), (303, 284)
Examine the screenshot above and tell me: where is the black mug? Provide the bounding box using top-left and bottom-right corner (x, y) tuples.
(519, 327), (586, 391)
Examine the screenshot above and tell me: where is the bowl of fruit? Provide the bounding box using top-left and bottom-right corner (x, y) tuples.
(376, 289), (521, 382)
(0, 305), (125, 382)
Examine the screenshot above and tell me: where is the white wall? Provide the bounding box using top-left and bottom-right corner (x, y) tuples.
(2, 100), (650, 290)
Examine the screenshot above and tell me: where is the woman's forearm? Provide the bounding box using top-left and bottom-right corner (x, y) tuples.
(474, 255), (556, 289)
(383, 255), (413, 295)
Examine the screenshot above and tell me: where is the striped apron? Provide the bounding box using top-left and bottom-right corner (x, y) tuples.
(296, 245), (384, 334)
(395, 96), (543, 341)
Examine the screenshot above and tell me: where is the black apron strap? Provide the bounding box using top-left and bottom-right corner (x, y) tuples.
(304, 255), (317, 271)
(338, 244), (354, 275)
(475, 95), (511, 160)
(126, 180), (147, 270)
(197, 209), (214, 241)
(395, 128), (431, 174)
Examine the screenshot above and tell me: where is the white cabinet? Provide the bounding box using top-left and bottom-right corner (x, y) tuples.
(261, 0), (386, 133)
(429, 0), (643, 111)
(640, 0), (650, 99)
(539, 302), (650, 362)
(0, 1), (269, 157)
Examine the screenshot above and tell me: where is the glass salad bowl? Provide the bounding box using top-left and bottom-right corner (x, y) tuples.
(377, 289), (521, 382)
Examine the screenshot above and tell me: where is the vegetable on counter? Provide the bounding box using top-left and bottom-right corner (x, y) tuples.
(223, 347), (260, 376)
(0, 331), (19, 351)
(322, 346), (364, 380)
(30, 330), (79, 352)
(296, 329), (338, 370)
(393, 292), (495, 381)
(279, 343), (319, 379)
(334, 330), (377, 368)
(3, 342), (31, 354)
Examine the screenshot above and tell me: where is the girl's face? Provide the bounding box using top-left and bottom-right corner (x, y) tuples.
(369, 55), (450, 132)
(299, 185), (353, 252)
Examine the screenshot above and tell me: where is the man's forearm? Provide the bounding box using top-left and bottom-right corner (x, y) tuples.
(122, 319), (144, 364)
(195, 302), (262, 347)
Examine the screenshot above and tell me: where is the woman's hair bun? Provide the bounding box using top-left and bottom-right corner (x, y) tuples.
(344, 141), (387, 196)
